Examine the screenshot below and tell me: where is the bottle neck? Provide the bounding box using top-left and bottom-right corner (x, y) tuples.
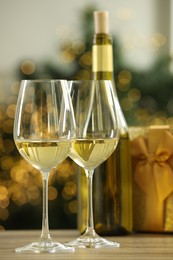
(92, 33), (114, 79)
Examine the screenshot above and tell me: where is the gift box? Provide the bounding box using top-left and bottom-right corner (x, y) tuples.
(129, 125), (173, 232)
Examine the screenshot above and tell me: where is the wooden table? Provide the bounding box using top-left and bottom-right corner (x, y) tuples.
(0, 230), (173, 259)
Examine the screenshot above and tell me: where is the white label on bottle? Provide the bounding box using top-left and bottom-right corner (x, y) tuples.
(92, 45), (113, 72)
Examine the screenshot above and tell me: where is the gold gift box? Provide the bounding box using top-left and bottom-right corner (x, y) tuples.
(129, 125), (173, 232)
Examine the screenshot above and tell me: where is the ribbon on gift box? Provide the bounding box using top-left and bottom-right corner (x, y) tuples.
(131, 126), (173, 231)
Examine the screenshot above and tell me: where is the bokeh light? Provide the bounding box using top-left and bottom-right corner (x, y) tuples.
(21, 60), (36, 75)
(116, 7), (135, 21)
(150, 33), (167, 49)
(128, 88), (141, 102)
(117, 70), (132, 92)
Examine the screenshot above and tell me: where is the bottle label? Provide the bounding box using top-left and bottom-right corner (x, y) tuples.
(92, 45), (113, 72)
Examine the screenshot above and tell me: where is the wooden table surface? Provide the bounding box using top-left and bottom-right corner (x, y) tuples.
(0, 229), (173, 260)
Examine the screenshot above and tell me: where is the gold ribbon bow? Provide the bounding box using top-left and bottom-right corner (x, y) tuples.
(131, 127), (173, 231)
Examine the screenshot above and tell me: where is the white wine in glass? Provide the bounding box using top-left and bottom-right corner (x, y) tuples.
(13, 79), (75, 253)
(65, 80), (120, 248)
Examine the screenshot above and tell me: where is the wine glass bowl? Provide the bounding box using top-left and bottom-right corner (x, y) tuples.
(66, 80), (120, 248)
(13, 79), (75, 253)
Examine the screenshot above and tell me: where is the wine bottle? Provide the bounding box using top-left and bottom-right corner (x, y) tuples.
(77, 11), (132, 235)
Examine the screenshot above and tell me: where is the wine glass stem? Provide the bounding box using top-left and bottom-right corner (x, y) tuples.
(85, 169), (95, 236)
(40, 172), (51, 240)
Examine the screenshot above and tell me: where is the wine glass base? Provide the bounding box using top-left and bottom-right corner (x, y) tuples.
(15, 238), (75, 253)
(65, 232), (120, 249)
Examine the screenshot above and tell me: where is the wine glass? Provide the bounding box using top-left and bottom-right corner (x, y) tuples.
(13, 79), (75, 253)
(65, 80), (120, 248)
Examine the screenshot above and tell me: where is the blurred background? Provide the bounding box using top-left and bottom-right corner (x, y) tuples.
(0, 0), (173, 230)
